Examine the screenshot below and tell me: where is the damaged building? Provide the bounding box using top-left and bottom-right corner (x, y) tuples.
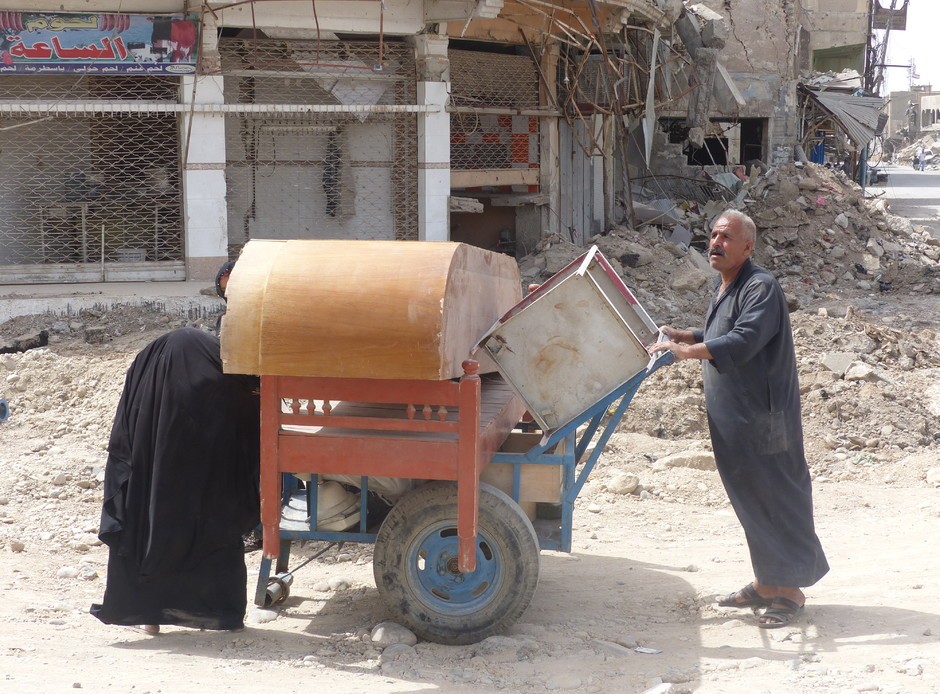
(0, 0), (887, 285)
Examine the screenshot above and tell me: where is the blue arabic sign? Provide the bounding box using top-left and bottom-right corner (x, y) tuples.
(0, 11), (199, 74)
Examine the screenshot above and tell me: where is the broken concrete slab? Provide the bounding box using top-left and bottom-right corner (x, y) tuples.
(655, 450), (716, 471)
(83, 327), (109, 345)
(634, 199), (683, 225)
(0, 330), (49, 354)
(820, 351), (857, 377)
(844, 362), (882, 382)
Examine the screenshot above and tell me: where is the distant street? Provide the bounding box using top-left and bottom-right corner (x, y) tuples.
(868, 163), (940, 237)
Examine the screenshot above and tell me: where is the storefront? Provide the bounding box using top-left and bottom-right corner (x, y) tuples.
(218, 36), (419, 253)
(0, 10), (195, 284)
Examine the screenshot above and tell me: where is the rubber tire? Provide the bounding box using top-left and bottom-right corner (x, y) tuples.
(373, 481), (540, 645)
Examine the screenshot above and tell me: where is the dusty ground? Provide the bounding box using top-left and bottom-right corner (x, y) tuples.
(1, 168), (940, 693)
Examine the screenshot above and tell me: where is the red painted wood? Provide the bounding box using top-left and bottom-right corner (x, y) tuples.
(278, 435), (459, 479)
(278, 412), (461, 434)
(258, 359), (522, 577)
(456, 361), (481, 572)
(274, 375), (464, 406)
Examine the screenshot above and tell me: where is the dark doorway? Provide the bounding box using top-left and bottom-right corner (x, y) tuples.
(688, 137), (728, 166)
(740, 119), (764, 163)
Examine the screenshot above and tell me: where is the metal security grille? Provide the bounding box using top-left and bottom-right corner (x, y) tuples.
(0, 76), (183, 280)
(220, 38), (418, 249)
(449, 49), (540, 178)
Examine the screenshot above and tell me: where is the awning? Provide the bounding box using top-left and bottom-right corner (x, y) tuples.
(799, 85), (886, 148)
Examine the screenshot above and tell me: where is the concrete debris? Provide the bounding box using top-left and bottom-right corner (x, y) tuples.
(519, 161), (940, 330)
(0, 330), (49, 354)
(894, 132), (939, 169)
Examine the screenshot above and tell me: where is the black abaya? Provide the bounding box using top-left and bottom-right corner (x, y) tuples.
(91, 328), (260, 630)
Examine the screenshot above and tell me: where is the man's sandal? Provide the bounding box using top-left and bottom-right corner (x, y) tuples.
(717, 582), (773, 609)
(757, 597), (803, 629)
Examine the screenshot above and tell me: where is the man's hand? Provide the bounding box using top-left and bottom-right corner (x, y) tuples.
(648, 325), (711, 362)
(648, 338), (686, 360)
(659, 325), (695, 344)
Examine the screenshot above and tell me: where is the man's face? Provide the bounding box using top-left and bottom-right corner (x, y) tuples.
(708, 216), (753, 277)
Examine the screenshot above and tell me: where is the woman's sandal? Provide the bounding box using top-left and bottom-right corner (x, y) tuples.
(757, 597), (803, 629)
(717, 582), (773, 609)
(132, 624), (160, 636)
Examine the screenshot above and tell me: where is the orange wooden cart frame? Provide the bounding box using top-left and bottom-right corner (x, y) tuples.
(259, 360), (525, 573)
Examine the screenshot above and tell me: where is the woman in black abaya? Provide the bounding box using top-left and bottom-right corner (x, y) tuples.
(91, 327), (260, 633)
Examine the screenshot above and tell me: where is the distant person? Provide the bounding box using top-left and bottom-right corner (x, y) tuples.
(91, 328), (261, 635)
(917, 145), (927, 171)
(650, 210), (828, 629)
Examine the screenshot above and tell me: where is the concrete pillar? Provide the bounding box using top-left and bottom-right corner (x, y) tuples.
(540, 43), (560, 239)
(687, 47), (718, 134)
(180, 19), (227, 280)
(415, 35), (450, 242)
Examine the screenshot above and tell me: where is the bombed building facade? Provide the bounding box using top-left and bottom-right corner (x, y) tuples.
(0, 0), (880, 285)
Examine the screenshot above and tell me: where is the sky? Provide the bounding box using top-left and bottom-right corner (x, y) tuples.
(882, 1), (939, 94)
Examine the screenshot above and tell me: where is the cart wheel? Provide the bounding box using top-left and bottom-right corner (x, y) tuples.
(373, 481), (540, 645)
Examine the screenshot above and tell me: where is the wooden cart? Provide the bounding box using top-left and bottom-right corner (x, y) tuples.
(253, 352), (673, 645)
(224, 239), (670, 643)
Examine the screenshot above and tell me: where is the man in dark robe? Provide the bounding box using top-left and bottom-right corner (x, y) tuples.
(91, 328), (260, 633)
(651, 209), (828, 629)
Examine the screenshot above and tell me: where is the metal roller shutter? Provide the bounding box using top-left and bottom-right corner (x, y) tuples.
(0, 75), (184, 284)
(219, 38), (419, 252)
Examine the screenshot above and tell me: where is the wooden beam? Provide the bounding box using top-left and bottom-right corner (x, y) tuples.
(451, 168), (540, 188)
(488, 193), (551, 207)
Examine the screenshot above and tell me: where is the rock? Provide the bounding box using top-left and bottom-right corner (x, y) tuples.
(0, 330), (49, 354)
(820, 352), (856, 376)
(926, 468), (940, 487)
(844, 362), (881, 382)
(776, 180), (800, 201)
(657, 450), (716, 471)
(370, 621), (417, 647)
(669, 264), (710, 292)
(83, 327), (108, 345)
(57, 566), (80, 578)
(327, 575), (352, 590)
(590, 639), (633, 657)
(607, 471), (640, 494)
(246, 608), (278, 624)
(78, 565), (98, 581)
(614, 635), (640, 649)
(10, 541), (25, 552)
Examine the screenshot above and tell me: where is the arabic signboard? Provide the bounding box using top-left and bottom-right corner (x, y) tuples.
(0, 11), (199, 75)
(873, 0), (908, 31)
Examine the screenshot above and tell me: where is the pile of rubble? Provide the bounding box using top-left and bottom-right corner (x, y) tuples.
(895, 132), (939, 169)
(519, 160), (940, 328)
